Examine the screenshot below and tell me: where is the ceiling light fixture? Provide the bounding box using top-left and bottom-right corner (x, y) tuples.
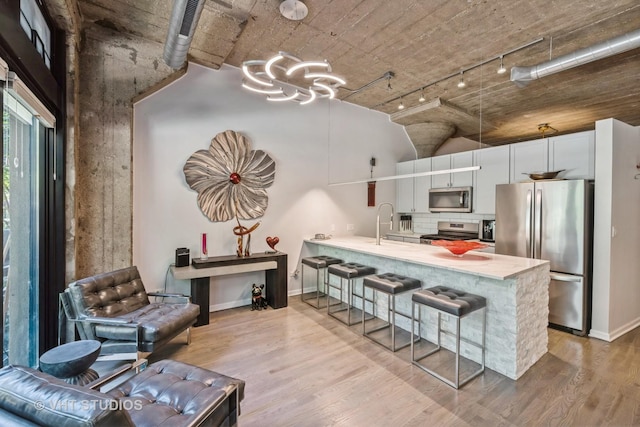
(418, 88), (426, 102)
(241, 51), (345, 105)
(457, 72), (466, 88)
(398, 98), (405, 110)
(497, 55), (507, 74)
(279, 0), (308, 21)
(373, 37), (544, 110)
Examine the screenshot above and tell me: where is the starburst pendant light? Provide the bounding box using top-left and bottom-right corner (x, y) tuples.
(241, 51), (346, 105)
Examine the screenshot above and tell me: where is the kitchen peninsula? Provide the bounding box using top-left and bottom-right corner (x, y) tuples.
(304, 236), (550, 380)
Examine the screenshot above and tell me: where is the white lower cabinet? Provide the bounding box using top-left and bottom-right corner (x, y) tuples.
(473, 145), (510, 214)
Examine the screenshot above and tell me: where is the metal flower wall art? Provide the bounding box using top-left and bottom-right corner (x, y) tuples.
(183, 130), (276, 223)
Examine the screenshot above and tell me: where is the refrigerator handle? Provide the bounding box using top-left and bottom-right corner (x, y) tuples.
(535, 189), (542, 259)
(550, 273), (583, 282)
(525, 189), (532, 258)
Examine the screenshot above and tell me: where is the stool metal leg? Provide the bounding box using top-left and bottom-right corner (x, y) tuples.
(302, 264), (328, 309)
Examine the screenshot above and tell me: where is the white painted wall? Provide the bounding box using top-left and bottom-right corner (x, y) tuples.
(132, 63), (414, 310)
(434, 136), (489, 156)
(591, 118), (640, 341)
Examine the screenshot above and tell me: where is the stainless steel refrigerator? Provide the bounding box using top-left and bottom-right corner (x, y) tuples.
(495, 179), (593, 335)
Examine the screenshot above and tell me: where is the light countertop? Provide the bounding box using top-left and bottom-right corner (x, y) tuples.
(305, 235), (547, 280)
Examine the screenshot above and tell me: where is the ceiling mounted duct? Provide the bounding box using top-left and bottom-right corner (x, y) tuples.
(163, 0), (206, 69)
(511, 28), (640, 87)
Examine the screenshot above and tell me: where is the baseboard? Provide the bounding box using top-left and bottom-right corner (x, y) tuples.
(589, 316), (640, 342)
(209, 298), (251, 312)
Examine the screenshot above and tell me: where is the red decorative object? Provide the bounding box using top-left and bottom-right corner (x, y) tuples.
(266, 236), (279, 251)
(201, 233), (208, 259)
(430, 240), (488, 256)
(229, 172), (241, 184)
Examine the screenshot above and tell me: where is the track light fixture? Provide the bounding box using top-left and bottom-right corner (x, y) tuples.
(497, 55), (507, 74)
(418, 88), (426, 102)
(457, 72), (466, 88)
(397, 98), (405, 110)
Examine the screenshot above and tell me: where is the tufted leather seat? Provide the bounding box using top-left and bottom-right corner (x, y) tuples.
(411, 285), (486, 388)
(327, 262), (376, 326)
(362, 273), (421, 351)
(63, 266), (199, 357)
(301, 256), (343, 309)
(0, 360), (244, 426)
(412, 286), (486, 316)
(327, 262), (376, 279)
(363, 273), (421, 294)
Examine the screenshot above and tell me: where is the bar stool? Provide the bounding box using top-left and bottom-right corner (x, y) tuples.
(362, 273), (421, 351)
(300, 256), (343, 309)
(327, 262), (376, 326)
(410, 286), (486, 389)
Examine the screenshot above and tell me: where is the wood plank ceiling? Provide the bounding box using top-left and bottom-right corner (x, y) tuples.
(77, 0), (640, 146)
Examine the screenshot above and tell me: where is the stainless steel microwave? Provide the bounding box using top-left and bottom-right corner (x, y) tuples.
(428, 186), (473, 213)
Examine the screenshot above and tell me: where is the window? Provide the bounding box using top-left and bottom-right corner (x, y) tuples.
(2, 68), (53, 367)
(19, 0), (52, 69)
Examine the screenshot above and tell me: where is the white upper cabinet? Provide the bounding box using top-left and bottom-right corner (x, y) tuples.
(395, 158), (432, 213)
(396, 160), (414, 213)
(510, 139), (549, 183)
(413, 157), (432, 212)
(548, 131), (595, 179)
(473, 145), (510, 214)
(431, 152), (473, 188)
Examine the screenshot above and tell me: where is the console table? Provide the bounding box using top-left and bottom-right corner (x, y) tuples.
(171, 252), (288, 326)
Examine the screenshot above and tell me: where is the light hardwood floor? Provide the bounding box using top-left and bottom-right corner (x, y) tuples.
(150, 299), (640, 426)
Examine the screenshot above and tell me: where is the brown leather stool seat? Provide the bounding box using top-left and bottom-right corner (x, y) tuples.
(362, 273), (421, 351)
(327, 263), (376, 326)
(301, 256), (343, 309)
(410, 286), (486, 389)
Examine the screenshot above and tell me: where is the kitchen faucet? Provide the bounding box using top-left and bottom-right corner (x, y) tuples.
(376, 202), (394, 245)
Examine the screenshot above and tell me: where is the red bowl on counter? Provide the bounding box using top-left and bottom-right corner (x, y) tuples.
(430, 240), (488, 256)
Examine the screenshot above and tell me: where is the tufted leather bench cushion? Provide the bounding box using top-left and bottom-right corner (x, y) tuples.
(413, 286), (486, 316)
(363, 273), (421, 294)
(328, 262), (376, 279)
(0, 365), (133, 426)
(302, 256), (343, 269)
(107, 360), (245, 427)
(94, 303), (199, 343)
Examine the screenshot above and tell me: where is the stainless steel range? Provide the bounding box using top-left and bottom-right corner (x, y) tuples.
(420, 222), (479, 244)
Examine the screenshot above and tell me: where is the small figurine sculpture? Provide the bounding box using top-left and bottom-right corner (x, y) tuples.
(266, 236), (279, 252)
(251, 284), (268, 311)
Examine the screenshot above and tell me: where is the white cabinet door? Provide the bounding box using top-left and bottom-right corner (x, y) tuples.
(413, 158), (431, 212)
(510, 139), (549, 183)
(473, 145), (510, 214)
(451, 151), (473, 187)
(396, 161), (414, 213)
(549, 131), (595, 179)
(431, 155), (452, 188)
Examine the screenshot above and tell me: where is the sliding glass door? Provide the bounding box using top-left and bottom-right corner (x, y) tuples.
(2, 82), (48, 367)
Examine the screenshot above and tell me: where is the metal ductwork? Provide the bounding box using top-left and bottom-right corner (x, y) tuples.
(163, 0), (206, 69)
(511, 28), (640, 87)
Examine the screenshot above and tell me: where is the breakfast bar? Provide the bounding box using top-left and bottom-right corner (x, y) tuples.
(304, 236), (550, 380)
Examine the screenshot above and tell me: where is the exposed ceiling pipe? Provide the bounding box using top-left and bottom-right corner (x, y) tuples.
(163, 0), (206, 69)
(511, 28), (640, 87)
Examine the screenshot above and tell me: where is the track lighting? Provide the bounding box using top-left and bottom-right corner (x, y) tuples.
(457, 72), (466, 88)
(497, 56), (507, 74)
(398, 98), (405, 110)
(418, 88), (426, 102)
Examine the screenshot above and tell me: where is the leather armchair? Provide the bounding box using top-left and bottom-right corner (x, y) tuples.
(60, 266), (200, 360)
(0, 359), (244, 427)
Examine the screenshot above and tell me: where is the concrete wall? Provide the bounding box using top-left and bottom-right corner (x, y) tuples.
(591, 118), (640, 341)
(74, 23), (177, 278)
(132, 63), (414, 309)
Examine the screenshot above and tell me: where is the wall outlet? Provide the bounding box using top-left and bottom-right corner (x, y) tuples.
(346, 224), (355, 231)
